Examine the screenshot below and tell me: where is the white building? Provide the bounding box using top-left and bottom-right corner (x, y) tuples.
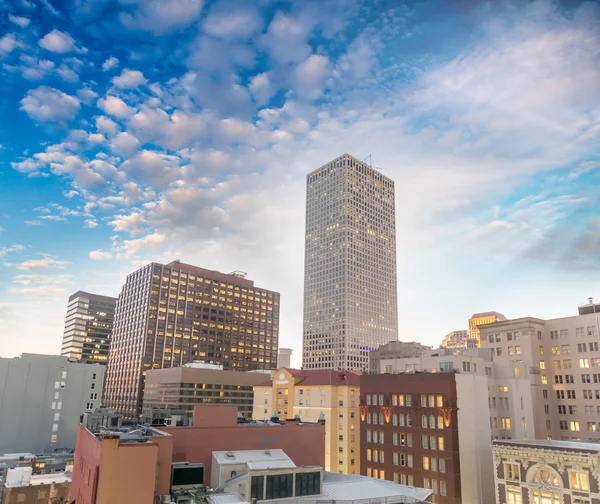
(479, 300), (600, 441)
(0, 353), (104, 454)
(302, 153), (398, 372)
(440, 330), (469, 350)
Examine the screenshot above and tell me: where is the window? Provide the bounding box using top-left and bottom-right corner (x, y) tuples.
(439, 459), (446, 473)
(570, 421), (580, 431)
(367, 394), (372, 405)
(570, 471), (589, 491)
(429, 415), (436, 429)
(421, 395), (427, 407)
(251, 476), (265, 500)
(265, 474), (293, 500)
(422, 436), (428, 449)
(423, 456), (430, 470)
(296, 473), (320, 497)
(373, 394), (378, 405)
(52, 424), (58, 432)
(437, 416), (444, 429)
(392, 414), (397, 426)
(505, 463), (519, 480)
(515, 346), (521, 355)
(506, 487), (522, 504)
(367, 431), (372, 443)
(422, 415), (428, 428)
(367, 449), (372, 462)
(564, 359), (572, 369)
(393, 433), (398, 445)
(580, 359), (590, 368)
(539, 360), (546, 369)
(438, 436), (444, 451)
(567, 390), (576, 399)
(579, 343), (587, 353)
(440, 480), (447, 497)
(556, 390), (565, 399)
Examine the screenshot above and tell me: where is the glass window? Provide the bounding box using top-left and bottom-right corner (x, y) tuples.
(570, 471), (589, 491)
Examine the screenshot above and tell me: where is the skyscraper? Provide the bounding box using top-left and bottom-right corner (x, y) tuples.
(302, 153), (398, 372)
(60, 290), (117, 364)
(103, 260), (280, 418)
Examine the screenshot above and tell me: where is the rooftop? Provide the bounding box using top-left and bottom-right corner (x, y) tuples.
(493, 439), (600, 453)
(214, 449), (296, 470)
(257, 369), (361, 387)
(29, 472), (72, 486)
(470, 311), (506, 320)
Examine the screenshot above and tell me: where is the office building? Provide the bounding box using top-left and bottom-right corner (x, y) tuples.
(70, 405), (325, 504)
(440, 330), (469, 350)
(369, 341), (431, 374)
(0, 354), (104, 455)
(360, 351), (536, 504)
(302, 153), (398, 372)
(252, 368), (360, 474)
(479, 299), (600, 441)
(468, 312), (506, 346)
(103, 260), (280, 418)
(278, 348), (293, 368)
(60, 291), (117, 364)
(492, 439), (600, 504)
(142, 362), (271, 420)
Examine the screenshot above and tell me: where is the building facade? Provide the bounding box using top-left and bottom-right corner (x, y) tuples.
(370, 341), (431, 374)
(479, 304), (600, 442)
(142, 362), (271, 420)
(103, 260), (280, 418)
(0, 354), (104, 454)
(60, 291), (117, 364)
(2, 468), (71, 504)
(491, 439), (600, 504)
(469, 312), (507, 347)
(252, 368), (360, 474)
(302, 153), (398, 372)
(278, 348), (293, 368)
(440, 330), (469, 350)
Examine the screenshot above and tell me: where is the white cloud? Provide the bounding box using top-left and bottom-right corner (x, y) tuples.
(249, 72), (273, 105)
(85, 219), (99, 228)
(119, 0), (204, 35)
(0, 244), (26, 260)
(112, 69), (148, 89)
(261, 12), (312, 64)
(97, 95), (136, 118)
(15, 256), (69, 270)
(40, 0), (62, 17)
(110, 211), (146, 234)
(89, 250), (112, 260)
(113, 232), (166, 257)
(24, 220), (43, 226)
(102, 56), (120, 72)
(0, 34), (19, 56)
(110, 131), (141, 157)
(20, 86), (80, 122)
(38, 30), (82, 54)
(121, 150), (182, 188)
(56, 64), (79, 82)
(77, 86), (98, 105)
(63, 189), (79, 198)
(202, 7), (262, 39)
(49, 155), (106, 188)
(294, 54), (330, 99)
(95, 115), (120, 136)
(9, 15), (30, 27)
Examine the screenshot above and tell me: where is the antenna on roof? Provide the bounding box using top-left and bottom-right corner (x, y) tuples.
(362, 154), (383, 171)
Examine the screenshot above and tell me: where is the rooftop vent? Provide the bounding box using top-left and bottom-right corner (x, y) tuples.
(228, 270), (247, 279)
(264, 450), (271, 456)
(225, 452), (235, 459)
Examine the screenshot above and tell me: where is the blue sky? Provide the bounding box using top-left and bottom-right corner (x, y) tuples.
(1, 0), (599, 364)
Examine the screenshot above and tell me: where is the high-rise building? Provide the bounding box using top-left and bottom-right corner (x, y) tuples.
(478, 299), (600, 441)
(440, 330), (469, 350)
(302, 154), (398, 372)
(277, 348), (293, 368)
(60, 291), (117, 364)
(103, 260), (280, 418)
(369, 341), (431, 373)
(0, 353), (104, 454)
(468, 311), (506, 346)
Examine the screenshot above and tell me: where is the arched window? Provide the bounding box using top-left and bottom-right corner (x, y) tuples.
(429, 415), (436, 429)
(399, 414), (405, 427)
(379, 413), (384, 425)
(527, 465), (561, 487)
(407, 414), (413, 427)
(526, 464), (562, 504)
(437, 416), (444, 429)
(373, 413), (378, 425)
(379, 431), (384, 443)
(392, 414), (398, 426)
(367, 412), (371, 424)
(421, 415), (428, 428)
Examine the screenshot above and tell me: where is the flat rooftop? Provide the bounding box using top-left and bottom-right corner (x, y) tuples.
(493, 439), (600, 453)
(214, 449), (296, 470)
(29, 472), (72, 486)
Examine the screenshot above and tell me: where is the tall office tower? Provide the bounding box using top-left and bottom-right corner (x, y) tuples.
(104, 260), (280, 418)
(60, 291), (117, 364)
(302, 153), (398, 372)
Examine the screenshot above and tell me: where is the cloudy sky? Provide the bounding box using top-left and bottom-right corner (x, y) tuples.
(0, 0), (599, 364)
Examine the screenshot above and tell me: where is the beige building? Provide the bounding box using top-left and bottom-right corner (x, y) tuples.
(369, 341), (431, 374)
(469, 312), (506, 346)
(492, 439), (600, 504)
(142, 362), (272, 420)
(440, 330), (469, 350)
(252, 368), (360, 475)
(479, 300), (600, 442)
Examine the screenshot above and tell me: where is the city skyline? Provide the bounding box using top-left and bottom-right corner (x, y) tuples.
(1, 0), (600, 365)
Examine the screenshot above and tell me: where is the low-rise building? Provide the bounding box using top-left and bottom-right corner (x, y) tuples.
(492, 439), (600, 504)
(70, 405), (325, 504)
(0, 354), (104, 454)
(440, 330), (469, 350)
(252, 368), (360, 474)
(370, 341), (431, 374)
(2, 467), (71, 504)
(143, 362), (271, 420)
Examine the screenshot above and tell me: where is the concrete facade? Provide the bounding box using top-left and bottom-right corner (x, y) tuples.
(491, 439), (600, 504)
(479, 307), (600, 441)
(440, 330), (469, 350)
(252, 368), (360, 475)
(370, 341), (432, 374)
(60, 290), (116, 365)
(278, 348), (293, 368)
(302, 153), (398, 372)
(0, 354), (104, 455)
(469, 312), (506, 346)
(143, 363), (271, 419)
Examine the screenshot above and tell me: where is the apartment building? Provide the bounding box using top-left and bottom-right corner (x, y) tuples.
(440, 330), (469, 350)
(142, 362), (270, 420)
(252, 368), (360, 474)
(479, 300), (600, 441)
(103, 260), (280, 418)
(492, 439), (600, 504)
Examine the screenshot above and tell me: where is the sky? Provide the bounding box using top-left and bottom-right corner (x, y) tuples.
(0, 0), (599, 366)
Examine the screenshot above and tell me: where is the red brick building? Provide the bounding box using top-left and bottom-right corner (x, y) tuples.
(360, 373), (461, 504)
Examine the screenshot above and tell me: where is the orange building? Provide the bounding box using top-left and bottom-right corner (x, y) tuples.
(70, 405), (325, 504)
(468, 311), (506, 346)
